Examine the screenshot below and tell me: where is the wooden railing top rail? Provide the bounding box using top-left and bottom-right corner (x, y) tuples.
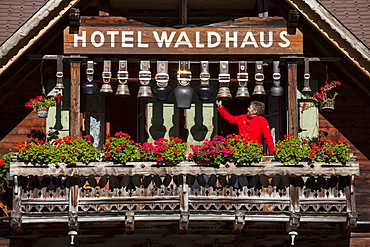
(10, 160), (360, 177)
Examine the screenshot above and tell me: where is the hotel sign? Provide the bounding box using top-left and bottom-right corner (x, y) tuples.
(64, 26), (303, 55)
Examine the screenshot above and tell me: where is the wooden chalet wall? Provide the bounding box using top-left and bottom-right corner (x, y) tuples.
(1, 0), (370, 246)
(319, 85), (370, 222)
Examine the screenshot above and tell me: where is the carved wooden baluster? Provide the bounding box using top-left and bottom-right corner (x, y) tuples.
(179, 174), (189, 234)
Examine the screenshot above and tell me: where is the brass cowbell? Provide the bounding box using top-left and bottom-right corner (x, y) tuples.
(100, 83), (113, 94)
(137, 85), (153, 99)
(216, 87), (232, 100)
(252, 84), (266, 95)
(115, 84), (131, 97)
(235, 86), (250, 99)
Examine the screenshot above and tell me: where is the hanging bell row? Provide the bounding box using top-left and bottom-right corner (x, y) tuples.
(82, 60), (283, 100)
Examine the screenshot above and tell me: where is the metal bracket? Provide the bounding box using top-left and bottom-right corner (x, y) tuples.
(179, 212), (189, 234)
(232, 211), (245, 232)
(125, 211), (135, 234)
(289, 212), (301, 229)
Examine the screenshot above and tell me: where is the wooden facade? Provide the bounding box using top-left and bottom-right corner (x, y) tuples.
(0, 0), (370, 246)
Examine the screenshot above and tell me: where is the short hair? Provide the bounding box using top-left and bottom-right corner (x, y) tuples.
(251, 101), (265, 116)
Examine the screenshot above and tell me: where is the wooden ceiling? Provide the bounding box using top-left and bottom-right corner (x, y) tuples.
(82, 0), (268, 26)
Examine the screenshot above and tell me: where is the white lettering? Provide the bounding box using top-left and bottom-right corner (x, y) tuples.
(107, 31), (119, 47)
(278, 31), (290, 48)
(137, 31), (149, 48)
(153, 31), (176, 48)
(174, 32), (193, 48)
(91, 31), (104, 47)
(121, 31), (134, 48)
(207, 32), (221, 48)
(195, 32), (204, 48)
(225, 32), (238, 48)
(240, 32), (258, 48)
(260, 32), (273, 48)
(74, 31), (86, 47)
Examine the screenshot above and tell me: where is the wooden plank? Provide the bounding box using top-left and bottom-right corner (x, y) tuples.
(63, 25), (303, 55)
(9, 161), (360, 177)
(79, 16), (289, 27)
(287, 61), (298, 136)
(69, 61), (81, 138)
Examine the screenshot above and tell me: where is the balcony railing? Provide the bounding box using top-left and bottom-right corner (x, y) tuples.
(9, 160), (359, 237)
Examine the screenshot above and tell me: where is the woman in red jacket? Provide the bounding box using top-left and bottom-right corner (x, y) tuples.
(216, 100), (276, 155)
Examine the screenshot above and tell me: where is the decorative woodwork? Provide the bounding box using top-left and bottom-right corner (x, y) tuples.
(10, 160), (359, 235)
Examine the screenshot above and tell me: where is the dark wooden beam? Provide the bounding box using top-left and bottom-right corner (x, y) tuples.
(257, 0), (268, 17)
(179, 0), (188, 25)
(99, 0), (110, 16)
(287, 9), (299, 35)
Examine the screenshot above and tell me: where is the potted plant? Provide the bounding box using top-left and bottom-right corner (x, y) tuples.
(225, 134), (263, 165)
(190, 135), (230, 167)
(274, 133), (311, 165)
(24, 93), (62, 118)
(308, 138), (351, 165)
(141, 137), (187, 165)
(16, 135), (99, 165)
(301, 80), (342, 112)
(55, 135), (100, 165)
(102, 131), (143, 164)
(17, 140), (62, 165)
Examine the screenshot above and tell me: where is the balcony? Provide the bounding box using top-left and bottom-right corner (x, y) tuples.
(9, 159), (359, 237)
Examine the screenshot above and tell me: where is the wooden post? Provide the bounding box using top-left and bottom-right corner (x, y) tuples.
(68, 185), (79, 231)
(340, 175), (358, 235)
(288, 177), (300, 230)
(287, 60), (298, 136)
(179, 0), (188, 25)
(10, 176), (25, 235)
(70, 60), (82, 138)
(179, 174), (189, 234)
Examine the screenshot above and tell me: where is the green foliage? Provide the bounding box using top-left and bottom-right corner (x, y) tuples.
(308, 139), (351, 164)
(142, 137), (187, 165)
(275, 133), (311, 165)
(56, 136), (100, 165)
(17, 136), (99, 165)
(17, 141), (61, 164)
(102, 131), (142, 164)
(226, 134), (263, 164)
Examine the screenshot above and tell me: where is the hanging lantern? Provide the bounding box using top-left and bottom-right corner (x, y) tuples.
(115, 60), (131, 97)
(196, 61), (213, 101)
(82, 60), (97, 95)
(55, 55), (65, 89)
(235, 61), (250, 100)
(216, 61), (232, 100)
(154, 60), (171, 101)
(137, 60), (153, 99)
(270, 60), (283, 97)
(174, 60), (194, 109)
(100, 60), (113, 94)
(252, 60), (266, 95)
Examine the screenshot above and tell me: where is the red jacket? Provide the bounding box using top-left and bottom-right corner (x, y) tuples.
(217, 106), (276, 155)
